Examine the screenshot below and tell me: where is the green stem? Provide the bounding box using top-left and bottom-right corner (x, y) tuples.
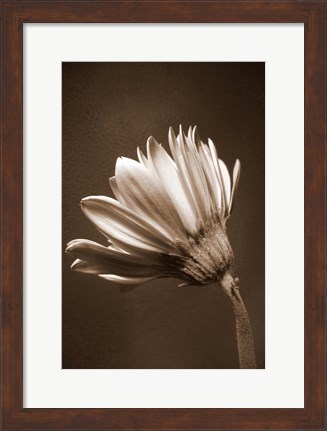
(221, 274), (257, 369)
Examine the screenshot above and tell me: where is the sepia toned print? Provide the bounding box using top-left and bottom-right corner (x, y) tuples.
(62, 62), (265, 369)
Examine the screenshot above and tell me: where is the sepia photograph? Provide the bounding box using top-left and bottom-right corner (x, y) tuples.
(62, 62), (265, 369)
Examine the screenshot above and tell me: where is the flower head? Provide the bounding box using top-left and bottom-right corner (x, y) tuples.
(66, 126), (241, 288)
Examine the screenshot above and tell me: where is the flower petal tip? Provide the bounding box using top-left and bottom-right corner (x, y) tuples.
(70, 259), (80, 271)
(80, 197), (89, 206)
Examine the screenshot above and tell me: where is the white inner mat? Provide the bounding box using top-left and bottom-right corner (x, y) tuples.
(24, 23), (304, 408)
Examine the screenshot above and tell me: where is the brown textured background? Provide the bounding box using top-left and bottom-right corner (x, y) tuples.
(62, 62), (265, 369)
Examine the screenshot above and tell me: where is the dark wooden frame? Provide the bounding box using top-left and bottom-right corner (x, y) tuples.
(1, 1), (325, 430)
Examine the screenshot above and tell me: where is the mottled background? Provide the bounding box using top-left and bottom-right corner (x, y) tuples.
(62, 62), (265, 369)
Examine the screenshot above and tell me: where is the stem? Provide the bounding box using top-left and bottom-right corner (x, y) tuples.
(221, 274), (257, 369)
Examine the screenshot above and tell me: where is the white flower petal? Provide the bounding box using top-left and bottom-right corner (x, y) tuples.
(72, 258), (160, 278)
(208, 138), (227, 215)
(109, 176), (125, 203)
(168, 127), (179, 163)
(67, 239), (158, 266)
(202, 143), (222, 210)
(218, 159), (231, 209)
(68, 241), (166, 277)
(71, 259), (112, 275)
(177, 127), (212, 221)
(108, 243), (129, 253)
(82, 196), (175, 246)
(80, 197), (178, 254)
(228, 159), (241, 214)
(184, 126), (197, 152)
(192, 126), (201, 148)
(115, 157), (187, 240)
(146, 137), (198, 234)
(168, 127), (205, 222)
(137, 147), (150, 167)
(198, 143), (221, 212)
(99, 275), (158, 285)
(67, 239), (123, 263)
(185, 146), (212, 217)
(71, 259), (108, 274)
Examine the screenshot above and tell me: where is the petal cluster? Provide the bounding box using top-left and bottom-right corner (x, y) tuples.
(66, 126), (240, 287)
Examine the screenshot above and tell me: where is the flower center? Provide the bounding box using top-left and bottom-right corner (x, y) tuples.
(177, 214), (234, 284)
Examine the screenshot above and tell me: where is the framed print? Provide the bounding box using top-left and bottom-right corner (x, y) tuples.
(1, 1), (325, 430)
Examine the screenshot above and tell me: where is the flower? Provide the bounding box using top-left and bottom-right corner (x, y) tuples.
(66, 126), (241, 288)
